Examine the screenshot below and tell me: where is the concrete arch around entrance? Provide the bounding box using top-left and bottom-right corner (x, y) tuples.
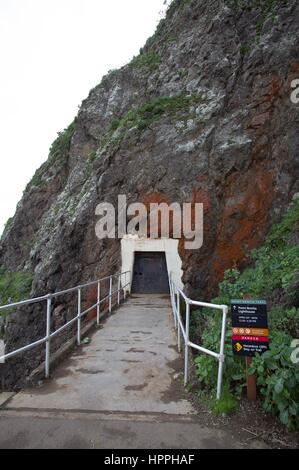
(121, 236), (183, 291)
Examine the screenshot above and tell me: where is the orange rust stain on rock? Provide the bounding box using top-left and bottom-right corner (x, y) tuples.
(192, 187), (211, 213)
(212, 168), (274, 283)
(179, 186), (211, 260)
(84, 285), (98, 321)
(142, 191), (171, 238)
(140, 188), (210, 260)
(289, 61), (299, 73)
(270, 76), (283, 99)
(250, 112), (270, 129)
(142, 191), (170, 208)
(286, 62), (299, 89)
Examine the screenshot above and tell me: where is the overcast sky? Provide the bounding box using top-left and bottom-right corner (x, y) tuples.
(0, 0), (170, 234)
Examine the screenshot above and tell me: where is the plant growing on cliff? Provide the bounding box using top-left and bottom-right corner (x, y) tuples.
(130, 50), (161, 71)
(227, 0), (287, 43)
(193, 199), (299, 430)
(2, 217), (14, 235)
(84, 149), (98, 178)
(0, 268), (33, 309)
(49, 120), (76, 159)
(109, 93), (201, 134)
(25, 120), (76, 191)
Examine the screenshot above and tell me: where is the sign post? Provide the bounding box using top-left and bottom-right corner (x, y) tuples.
(231, 300), (269, 401)
(245, 357), (256, 401)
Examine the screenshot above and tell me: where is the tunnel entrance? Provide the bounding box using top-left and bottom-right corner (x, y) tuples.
(131, 252), (169, 294)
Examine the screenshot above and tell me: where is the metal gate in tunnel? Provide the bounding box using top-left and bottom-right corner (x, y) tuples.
(131, 252), (170, 294)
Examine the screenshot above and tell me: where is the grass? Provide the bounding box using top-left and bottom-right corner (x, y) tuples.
(143, 0), (193, 50)
(2, 217), (13, 235)
(100, 69), (119, 88)
(84, 149), (98, 177)
(109, 93), (202, 134)
(177, 68), (188, 79)
(227, 0), (286, 53)
(211, 389), (239, 415)
(25, 120), (76, 192)
(240, 42), (253, 56)
(130, 50), (161, 71)
(49, 120), (76, 159)
(0, 268), (33, 310)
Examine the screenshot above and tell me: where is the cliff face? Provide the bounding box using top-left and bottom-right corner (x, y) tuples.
(1, 0), (299, 387)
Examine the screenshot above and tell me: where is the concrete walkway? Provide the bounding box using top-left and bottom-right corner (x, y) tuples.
(0, 295), (268, 449)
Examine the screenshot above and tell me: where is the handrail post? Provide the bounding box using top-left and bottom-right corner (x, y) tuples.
(174, 283), (177, 324)
(174, 286), (178, 329)
(184, 299), (190, 386)
(124, 272), (127, 300)
(45, 295), (52, 379)
(118, 274), (121, 306)
(77, 287), (82, 345)
(216, 306), (228, 400)
(97, 282), (101, 325)
(172, 282), (176, 320)
(177, 292), (181, 352)
(109, 276), (112, 313)
(169, 276), (174, 319)
(128, 271), (132, 295)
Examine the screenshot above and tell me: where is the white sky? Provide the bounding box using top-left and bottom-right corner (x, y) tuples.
(0, 0), (170, 234)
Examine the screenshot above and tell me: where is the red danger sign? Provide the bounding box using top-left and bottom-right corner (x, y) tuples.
(232, 335), (269, 343)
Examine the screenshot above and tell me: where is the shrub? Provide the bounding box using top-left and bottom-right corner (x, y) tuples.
(0, 268), (33, 309)
(249, 331), (299, 431)
(211, 386), (239, 415)
(110, 93), (201, 134)
(227, 0), (286, 42)
(49, 120), (76, 159)
(193, 199), (299, 429)
(194, 308), (246, 397)
(25, 120), (76, 191)
(269, 307), (299, 338)
(130, 50), (160, 71)
(2, 217), (13, 235)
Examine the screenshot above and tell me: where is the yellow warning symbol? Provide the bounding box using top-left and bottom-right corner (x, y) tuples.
(234, 342), (243, 352)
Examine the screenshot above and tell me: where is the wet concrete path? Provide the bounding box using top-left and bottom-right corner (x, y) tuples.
(0, 295), (268, 449)
(5, 295), (193, 415)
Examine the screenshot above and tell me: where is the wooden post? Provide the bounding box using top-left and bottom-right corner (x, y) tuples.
(246, 357), (257, 401)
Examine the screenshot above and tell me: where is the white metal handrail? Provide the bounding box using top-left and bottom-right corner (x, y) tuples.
(169, 275), (228, 400)
(0, 271), (131, 378)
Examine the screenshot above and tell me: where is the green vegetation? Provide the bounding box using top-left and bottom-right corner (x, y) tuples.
(84, 149), (98, 177)
(227, 0), (286, 54)
(177, 68), (188, 79)
(130, 50), (161, 71)
(0, 267), (33, 310)
(250, 331), (299, 430)
(88, 150), (97, 162)
(167, 0), (193, 16)
(253, 0), (282, 38)
(210, 387), (239, 415)
(3, 217), (13, 234)
(240, 42), (254, 56)
(100, 69), (119, 88)
(109, 93), (201, 134)
(193, 199), (299, 430)
(49, 120), (76, 159)
(166, 34), (177, 44)
(143, 0), (193, 51)
(25, 120), (76, 192)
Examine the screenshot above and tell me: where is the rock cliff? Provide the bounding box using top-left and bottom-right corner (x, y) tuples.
(1, 0), (299, 388)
